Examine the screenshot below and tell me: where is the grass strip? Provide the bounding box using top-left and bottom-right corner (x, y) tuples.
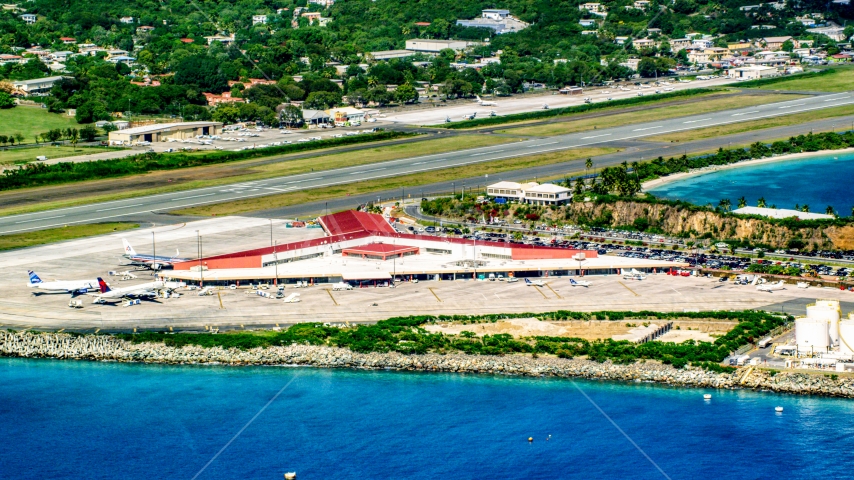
(0, 222), (139, 251)
(735, 68), (844, 91)
(430, 88), (723, 129)
(644, 104), (854, 143)
(0, 146), (125, 165)
(170, 147), (617, 216)
(499, 93), (802, 137)
(0, 131), (415, 192)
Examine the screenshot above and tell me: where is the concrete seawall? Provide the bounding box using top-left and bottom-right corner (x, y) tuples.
(3, 331), (854, 398)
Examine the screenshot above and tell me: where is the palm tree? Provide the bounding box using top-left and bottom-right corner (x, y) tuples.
(757, 197), (767, 208)
(826, 206), (835, 216)
(718, 198), (731, 212)
(631, 161), (640, 182)
(801, 204), (810, 213)
(70, 129), (79, 151)
(737, 196), (747, 208)
(794, 203), (800, 211)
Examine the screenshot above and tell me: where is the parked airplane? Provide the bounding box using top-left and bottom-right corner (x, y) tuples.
(621, 269), (647, 281)
(27, 270), (98, 296)
(122, 238), (189, 270)
(475, 95), (497, 106)
(757, 281), (785, 292)
(569, 278), (591, 287)
(525, 278), (545, 287)
(462, 112), (477, 120)
(89, 277), (182, 303)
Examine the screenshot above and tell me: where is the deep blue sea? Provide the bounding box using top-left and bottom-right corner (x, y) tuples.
(2, 358), (854, 480)
(648, 152), (854, 214)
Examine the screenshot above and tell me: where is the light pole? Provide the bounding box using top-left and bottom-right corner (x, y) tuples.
(274, 240), (278, 287)
(196, 230), (203, 287)
(269, 218), (273, 246)
(452, 182), (455, 197)
(151, 232), (156, 277)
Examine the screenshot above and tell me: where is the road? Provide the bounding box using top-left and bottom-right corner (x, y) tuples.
(1, 92), (853, 235)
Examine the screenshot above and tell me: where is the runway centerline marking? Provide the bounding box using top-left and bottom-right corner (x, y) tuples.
(15, 215), (64, 224)
(683, 118), (711, 124)
(175, 193), (216, 201)
(96, 203), (144, 212)
(731, 111), (759, 116)
(632, 126), (662, 131)
(581, 134), (612, 139)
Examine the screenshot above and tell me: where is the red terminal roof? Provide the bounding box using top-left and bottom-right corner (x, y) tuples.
(343, 243), (419, 259)
(318, 210), (396, 236)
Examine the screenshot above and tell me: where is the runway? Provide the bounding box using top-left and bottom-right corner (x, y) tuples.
(1, 92), (852, 234)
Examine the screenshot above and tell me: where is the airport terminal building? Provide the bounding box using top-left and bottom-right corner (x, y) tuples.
(164, 211), (686, 286)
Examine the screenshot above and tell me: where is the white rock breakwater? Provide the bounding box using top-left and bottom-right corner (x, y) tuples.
(3, 331), (854, 398)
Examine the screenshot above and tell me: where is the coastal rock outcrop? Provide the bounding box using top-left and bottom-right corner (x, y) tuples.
(3, 331), (853, 398)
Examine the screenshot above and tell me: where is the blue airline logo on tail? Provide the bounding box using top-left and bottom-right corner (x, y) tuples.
(28, 270), (42, 284)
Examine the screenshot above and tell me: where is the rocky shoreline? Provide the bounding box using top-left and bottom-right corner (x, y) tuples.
(3, 331), (854, 398)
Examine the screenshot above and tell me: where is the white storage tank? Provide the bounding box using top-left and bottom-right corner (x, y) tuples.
(841, 314), (854, 356)
(796, 317), (829, 353)
(806, 299), (841, 345)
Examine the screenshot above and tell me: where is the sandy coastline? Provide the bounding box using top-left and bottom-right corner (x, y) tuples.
(641, 147), (854, 192)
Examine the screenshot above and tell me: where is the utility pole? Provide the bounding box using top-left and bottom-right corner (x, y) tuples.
(274, 240), (278, 287)
(269, 218), (273, 246)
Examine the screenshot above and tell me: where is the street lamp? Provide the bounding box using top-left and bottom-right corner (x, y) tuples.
(269, 218), (273, 246)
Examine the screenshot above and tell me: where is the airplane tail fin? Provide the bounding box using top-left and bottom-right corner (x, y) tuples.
(96, 277), (111, 293)
(122, 238), (137, 256)
(525, 278), (532, 284)
(27, 270), (42, 284)
(476, 95), (482, 102)
(570, 279), (577, 284)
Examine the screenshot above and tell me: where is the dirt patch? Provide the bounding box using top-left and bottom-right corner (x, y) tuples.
(424, 317), (570, 337)
(423, 318), (736, 341)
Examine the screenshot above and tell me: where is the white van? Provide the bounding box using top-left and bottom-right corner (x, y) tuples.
(332, 282), (353, 291)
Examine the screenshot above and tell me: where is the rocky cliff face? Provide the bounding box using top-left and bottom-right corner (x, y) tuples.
(562, 201), (854, 249)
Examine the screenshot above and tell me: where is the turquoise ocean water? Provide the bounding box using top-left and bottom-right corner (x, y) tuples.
(648, 152), (854, 214)
(2, 357), (853, 479)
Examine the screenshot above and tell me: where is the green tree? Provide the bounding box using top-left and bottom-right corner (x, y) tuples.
(757, 197), (767, 208)
(14, 133), (23, 145)
(394, 83), (419, 104)
(718, 198), (731, 212)
(75, 101), (109, 124)
(801, 204), (810, 213)
(0, 92), (15, 109)
(278, 104), (303, 128)
(79, 125), (98, 142)
(737, 196), (747, 208)
(304, 91), (341, 109)
(826, 205), (835, 216)
(780, 40), (794, 53)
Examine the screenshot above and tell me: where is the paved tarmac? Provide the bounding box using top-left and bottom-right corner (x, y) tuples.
(2, 92), (853, 234)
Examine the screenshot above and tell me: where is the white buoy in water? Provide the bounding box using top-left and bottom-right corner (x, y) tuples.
(703, 394), (712, 400)
(775, 406), (784, 413)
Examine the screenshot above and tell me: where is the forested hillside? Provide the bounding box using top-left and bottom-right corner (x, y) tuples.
(1, 0), (852, 125)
